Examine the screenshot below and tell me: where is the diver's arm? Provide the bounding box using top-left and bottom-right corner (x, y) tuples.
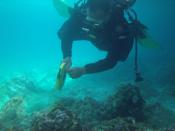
(58, 19), (75, 59)
(58, 12), (82, 58)
(60, 38), (73, 58)
(84, 51), (118, 74)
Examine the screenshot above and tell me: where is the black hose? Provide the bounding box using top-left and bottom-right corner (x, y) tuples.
(127, 9), (144, 82)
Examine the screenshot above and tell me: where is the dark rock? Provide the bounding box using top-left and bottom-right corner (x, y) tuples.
(31, 105), (82, 131)
(59, 97), (104, 124)
(0, 96), (25, 123)
(58, 84), (146, 125)
(57, 84), (147, 130)
(103, 84), (145, 121)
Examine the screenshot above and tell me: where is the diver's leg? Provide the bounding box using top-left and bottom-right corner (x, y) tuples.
(116, 34), (134, 61)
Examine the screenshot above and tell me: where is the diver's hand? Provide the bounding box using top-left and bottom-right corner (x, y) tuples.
(67, 67), (86, 79)
(62, 57), (72, 71)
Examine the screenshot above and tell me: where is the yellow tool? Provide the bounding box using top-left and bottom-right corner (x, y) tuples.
(55, 62), (67, 90)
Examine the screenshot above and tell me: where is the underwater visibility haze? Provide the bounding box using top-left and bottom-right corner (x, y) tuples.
(0, 0), (175, 130)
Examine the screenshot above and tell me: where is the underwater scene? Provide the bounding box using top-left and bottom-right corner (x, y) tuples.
(0, 0), (175, 130)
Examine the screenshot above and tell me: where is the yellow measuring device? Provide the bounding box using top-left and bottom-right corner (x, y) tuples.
(55, 62), (67, 90)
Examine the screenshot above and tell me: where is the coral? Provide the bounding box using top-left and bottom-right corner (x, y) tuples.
(103, 84), (145, 121)
(59, 84), (146, 124)
(59, 97), (104, 124)
(0, 75), (175, 131)
(0, 96), (28, 130)
(0, 96), (25, 120)
(31, 105), (82, 131)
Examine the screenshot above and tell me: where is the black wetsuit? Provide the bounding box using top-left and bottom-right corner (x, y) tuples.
(58, 6), (134, 74)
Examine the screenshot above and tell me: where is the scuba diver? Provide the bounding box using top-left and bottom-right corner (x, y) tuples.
(58, 0), (139, 79)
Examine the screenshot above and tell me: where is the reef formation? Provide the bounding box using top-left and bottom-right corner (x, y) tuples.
(0, 76), (175, 131)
